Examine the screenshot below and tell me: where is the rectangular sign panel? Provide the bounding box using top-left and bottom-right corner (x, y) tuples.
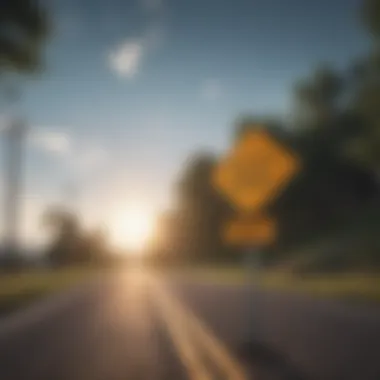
(223, 214), (276, 246)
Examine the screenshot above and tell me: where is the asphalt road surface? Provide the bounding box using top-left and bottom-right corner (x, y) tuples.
(0, 269), (379, 380)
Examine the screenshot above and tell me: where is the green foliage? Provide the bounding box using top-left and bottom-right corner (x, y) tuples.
(293, 65), (343, 130)
(362, 0), (380, 41)
(150, 152), (237, 264)
(0, 0), (49, 74)
(0, 267), (108, 316)
(345, 49), (380, 168)
(43, 207), (113, 267)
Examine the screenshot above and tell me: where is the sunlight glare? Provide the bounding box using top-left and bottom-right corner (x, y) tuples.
(111, 205), (155, 253)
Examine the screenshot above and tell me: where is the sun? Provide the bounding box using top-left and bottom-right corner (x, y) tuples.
(111, 206), (155, 252)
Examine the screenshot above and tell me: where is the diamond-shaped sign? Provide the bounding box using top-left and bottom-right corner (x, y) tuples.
(223, 214), (276, 246)
(213, 129), (300, 211)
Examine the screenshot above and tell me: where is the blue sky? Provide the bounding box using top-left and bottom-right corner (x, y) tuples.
(0, 0), (371, 247)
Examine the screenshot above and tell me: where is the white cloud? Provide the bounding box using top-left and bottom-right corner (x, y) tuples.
(108, 40), (144, 79)
(107, 0), (165, 79)
(201, 79), (223, 102)
(29, 130), (71, 156)
(29, 128), (108, 177)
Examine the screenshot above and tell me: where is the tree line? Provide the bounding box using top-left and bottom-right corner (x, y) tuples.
(42, 208), (116, 267)
(148, 0), (380, 271)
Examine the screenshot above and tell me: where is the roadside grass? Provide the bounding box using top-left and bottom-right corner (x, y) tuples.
(0, 266), (106, 316)
(261, 272), (380, 304)
(1, 264), (379, 317)
(179, 266), (380, 304)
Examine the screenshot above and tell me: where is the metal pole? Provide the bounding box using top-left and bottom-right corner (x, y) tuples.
(3, 119), (26, 258)
(244, 246), (263, 341)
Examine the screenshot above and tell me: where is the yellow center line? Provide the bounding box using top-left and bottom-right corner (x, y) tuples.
(153, 278), (213, 380)
(152, 276), (248, 380)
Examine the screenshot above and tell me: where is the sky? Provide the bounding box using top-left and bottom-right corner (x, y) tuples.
(0, 0), (372, 248)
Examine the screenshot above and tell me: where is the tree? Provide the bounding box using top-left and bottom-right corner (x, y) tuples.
(293, 65), (343, 131)
(0, 1), (49, 263)
(291, 60), (380, 172)
(81, 228), (112, 265)
(0, 0), (49, 74)
(362, 0), (380, 43)
(145, 210), (184, 264)
(338, 0), (380, 171)
(42, 208), (83, 266)
(172, 152), (233, 263)
(42, 207), (113, 266)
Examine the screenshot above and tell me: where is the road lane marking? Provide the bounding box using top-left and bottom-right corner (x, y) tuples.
(0, 281), (98, 336)
(154, 280), (213, 380)
(153, 278), (248, 380)
(160, 284), (247, 380)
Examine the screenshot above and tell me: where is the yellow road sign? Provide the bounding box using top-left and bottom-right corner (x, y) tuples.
(223, 214), (276, 246)
(213, 129), (300, 211)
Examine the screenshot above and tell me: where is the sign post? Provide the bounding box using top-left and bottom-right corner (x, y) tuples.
(243, 246), (261, 338)
(212, 126), (300, 340)
(224, 212), (275, 338)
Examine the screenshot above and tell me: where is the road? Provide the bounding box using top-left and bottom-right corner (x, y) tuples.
(0, 269), (379, 380)
(175, 280), (380, 380)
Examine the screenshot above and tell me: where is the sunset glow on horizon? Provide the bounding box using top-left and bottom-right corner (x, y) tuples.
(110, 204), (156, 253)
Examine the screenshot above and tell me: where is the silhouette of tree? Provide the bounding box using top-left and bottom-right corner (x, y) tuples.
(0, 0), (49, 74)
(362, 0), (380, 42)
(168, 152), (233, 263)
(42, 207), (113, 267)
(293, 65), (343, 131)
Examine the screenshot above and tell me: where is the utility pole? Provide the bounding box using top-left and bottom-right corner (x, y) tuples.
(2, 84), (26, 260)
(3, 118), (27, 259)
